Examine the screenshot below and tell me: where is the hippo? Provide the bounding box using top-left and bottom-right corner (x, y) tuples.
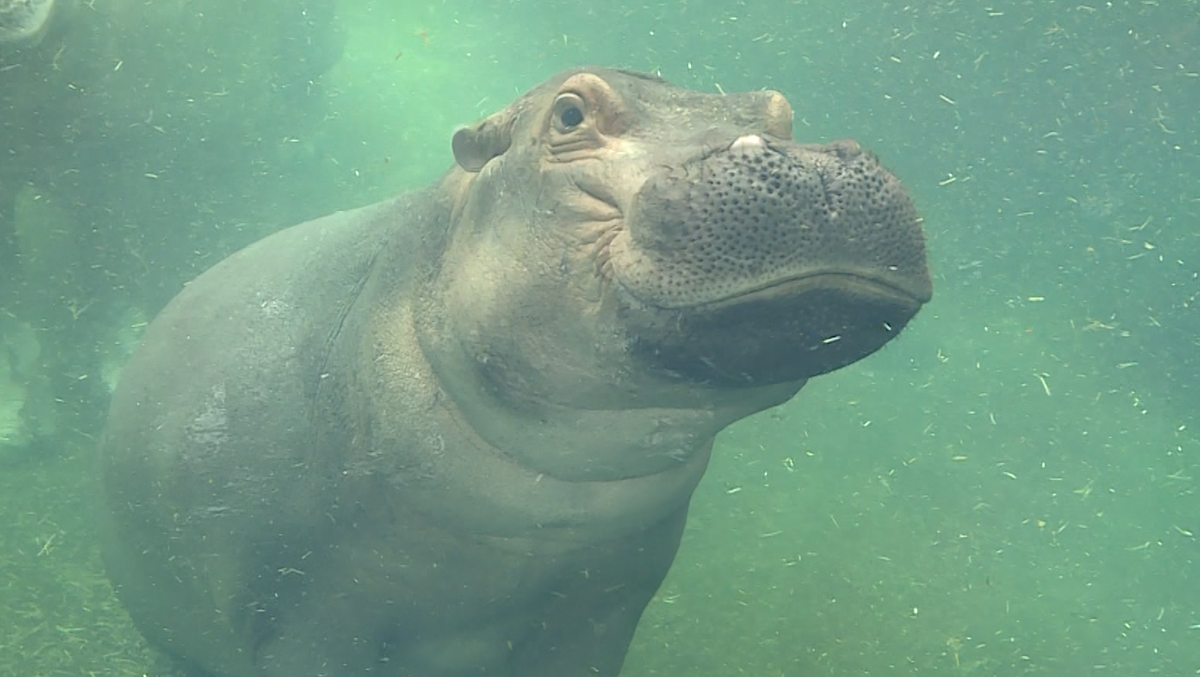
(99, 67), (931, 677)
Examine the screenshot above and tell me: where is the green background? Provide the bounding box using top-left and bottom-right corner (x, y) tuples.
(1, 1), (1198, 674)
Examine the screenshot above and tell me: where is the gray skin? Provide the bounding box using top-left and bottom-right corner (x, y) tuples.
(99, 68), (931, 677)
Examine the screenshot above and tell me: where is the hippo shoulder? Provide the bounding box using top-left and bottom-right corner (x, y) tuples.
(126, 196), (405, 384)
(101, 194), (419, 519)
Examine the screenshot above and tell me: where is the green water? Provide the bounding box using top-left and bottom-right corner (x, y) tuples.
(1, 1), (1198, 675)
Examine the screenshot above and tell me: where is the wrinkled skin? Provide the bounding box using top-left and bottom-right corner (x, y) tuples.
(99, 68), (931, 677)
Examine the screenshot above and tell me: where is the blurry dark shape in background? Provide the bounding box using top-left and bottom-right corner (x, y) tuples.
(271, 0), (346, 102)
(0, 0), (55, 48)
(0, 0), (346, 461)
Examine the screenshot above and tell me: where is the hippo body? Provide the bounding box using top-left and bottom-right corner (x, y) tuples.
(99, 68), (931, 677)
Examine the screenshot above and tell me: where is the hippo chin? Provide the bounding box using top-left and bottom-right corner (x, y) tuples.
(99, 67), (931, 677)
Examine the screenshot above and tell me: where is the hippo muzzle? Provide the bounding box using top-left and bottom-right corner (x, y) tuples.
(611, 134), (932, 386)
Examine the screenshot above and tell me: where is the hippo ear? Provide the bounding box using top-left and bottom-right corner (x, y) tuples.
(452, 112), (513, 172)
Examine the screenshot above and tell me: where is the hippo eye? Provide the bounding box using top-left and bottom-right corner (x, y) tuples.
(552, 93), (588, 132)
(560, 105), (584, 128)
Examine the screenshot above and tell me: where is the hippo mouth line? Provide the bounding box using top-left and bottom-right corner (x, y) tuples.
(697, 271), (926, 312)
(610, 266), (925, 314)
(619, 268), (926, 386)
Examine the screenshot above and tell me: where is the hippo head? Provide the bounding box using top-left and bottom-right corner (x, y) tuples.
(425, 68), (930, 421)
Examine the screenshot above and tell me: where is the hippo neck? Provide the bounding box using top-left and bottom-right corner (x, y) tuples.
(340, 299), (713, 541)
(410, 298), (764, 481)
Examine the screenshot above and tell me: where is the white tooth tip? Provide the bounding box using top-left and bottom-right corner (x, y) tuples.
(731, 135), (765, 151)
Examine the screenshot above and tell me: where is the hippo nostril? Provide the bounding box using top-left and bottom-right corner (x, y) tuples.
(826, 139), (864, 161)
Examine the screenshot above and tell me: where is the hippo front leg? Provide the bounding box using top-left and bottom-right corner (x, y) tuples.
(254, 597), (650, 677)
(251, 507), (684, 677)
(253, 611), (382, 677)
(510, 600), (652, 677)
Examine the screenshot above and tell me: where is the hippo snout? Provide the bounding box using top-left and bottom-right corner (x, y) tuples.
(611, 133), (931, 385)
